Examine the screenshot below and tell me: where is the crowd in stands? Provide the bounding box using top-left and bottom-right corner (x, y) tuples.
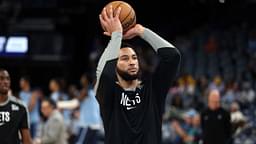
(162, 24), (256, 144)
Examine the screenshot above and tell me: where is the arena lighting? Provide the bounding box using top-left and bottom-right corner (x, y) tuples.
(0, 37), (6, 52)
(0, 36), (28, 56)
(219, 0), (225, 3)
(5, 37), (28, 53)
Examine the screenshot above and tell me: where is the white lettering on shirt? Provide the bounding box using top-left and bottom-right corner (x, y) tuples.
(0, 112), (10, 125)
(120, 92), (141, 110)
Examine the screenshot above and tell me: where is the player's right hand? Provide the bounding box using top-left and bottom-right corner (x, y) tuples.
(99, 5), (122, 36)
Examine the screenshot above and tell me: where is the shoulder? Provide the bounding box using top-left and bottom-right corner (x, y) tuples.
(157, 47), (181, 60)
(9, 96), (28, 114)
(52, 110), (64, 121)
(9, 96), (27, 109)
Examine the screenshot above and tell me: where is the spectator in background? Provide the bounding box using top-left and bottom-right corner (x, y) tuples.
(49, 78), (69, 102)
(222, 81), (236, 109)
(57, 73), (102, 144)
(172, 111), (202, 144)
(177, 75), (196, 109)
(65, 84), (80, 143)
(230, 102), (246, 124)
(208, 75), (225, 94)
(171, 93), (184, 110)
(194, 76), (208, 111)
(238, 81), (255, 108)
(164, 80), (183, 113)
(169, 109), (195, 144)
(190, 114), (202, 143)
(49, 78), (71, 127)
(75, 73), (102, 144)
(201, 89), (232, 144)
(230, 101), (247, 136)
(195, 76), (208, 99)
(34, 98), (67, 144)
(19, 76), (41, 139)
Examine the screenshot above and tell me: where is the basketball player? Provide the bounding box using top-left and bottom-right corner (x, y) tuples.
(96, 6), (181, 144)
(0, 68), (32, 144)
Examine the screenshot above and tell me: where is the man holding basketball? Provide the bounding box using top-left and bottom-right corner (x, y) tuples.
(96, 6), (181, 144)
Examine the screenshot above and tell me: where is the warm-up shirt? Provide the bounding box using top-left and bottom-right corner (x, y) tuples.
(201, 107), (232, 144)
(0, 96), (30, 144)
(94, 28), (181, 144)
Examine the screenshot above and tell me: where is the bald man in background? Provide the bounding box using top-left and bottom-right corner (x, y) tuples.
(201, 89), (232, 144)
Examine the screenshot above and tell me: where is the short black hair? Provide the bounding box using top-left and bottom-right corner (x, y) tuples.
(120, 41), (141, 59)
(50, 77), (62, 86)
(42, 97), (57, 109)
(20, 75), (31, 83)
(0, 68), (7, 72)
(121, 42), (136, 49)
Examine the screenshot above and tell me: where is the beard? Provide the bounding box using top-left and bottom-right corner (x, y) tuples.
(116, 67), (139, 81)
(0, 89), (8, 96)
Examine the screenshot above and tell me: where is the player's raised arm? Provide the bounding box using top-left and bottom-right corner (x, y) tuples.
(95, 6), (123, 93)
(142, 28), (181, 110)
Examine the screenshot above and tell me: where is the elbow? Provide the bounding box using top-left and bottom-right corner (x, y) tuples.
(158, 47), (181, 63)
(172, 48), (181, 63)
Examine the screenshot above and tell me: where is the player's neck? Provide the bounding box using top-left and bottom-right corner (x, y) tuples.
(117, 74), (138, 89)
(0, 94), (8, 103)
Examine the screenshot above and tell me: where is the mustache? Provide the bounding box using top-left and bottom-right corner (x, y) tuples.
(116, 67), (139, 81)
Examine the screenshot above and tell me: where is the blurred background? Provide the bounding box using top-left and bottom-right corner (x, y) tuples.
(1, 0), (256, 143)
(1, 0), (255, 93)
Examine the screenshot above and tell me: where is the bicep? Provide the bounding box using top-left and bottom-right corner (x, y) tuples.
(152, 48), (181, 108)
(20, 108), (30, 129)
(20, 129), (32, 144)
(95, 60), (117, 93)
(95, 32), (122, 92)
(96, 74), (112, 104)
(95, 60), (117, 105)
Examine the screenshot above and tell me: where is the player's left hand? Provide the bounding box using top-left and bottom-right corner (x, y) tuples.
(99, 5), (123, 36)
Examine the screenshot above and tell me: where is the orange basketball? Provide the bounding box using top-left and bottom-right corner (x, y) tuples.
(101, 1), (136, 32)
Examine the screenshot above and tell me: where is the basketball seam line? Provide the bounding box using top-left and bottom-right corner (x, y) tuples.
(114, 3), (123, 16)
(121, 8), (132, 24)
